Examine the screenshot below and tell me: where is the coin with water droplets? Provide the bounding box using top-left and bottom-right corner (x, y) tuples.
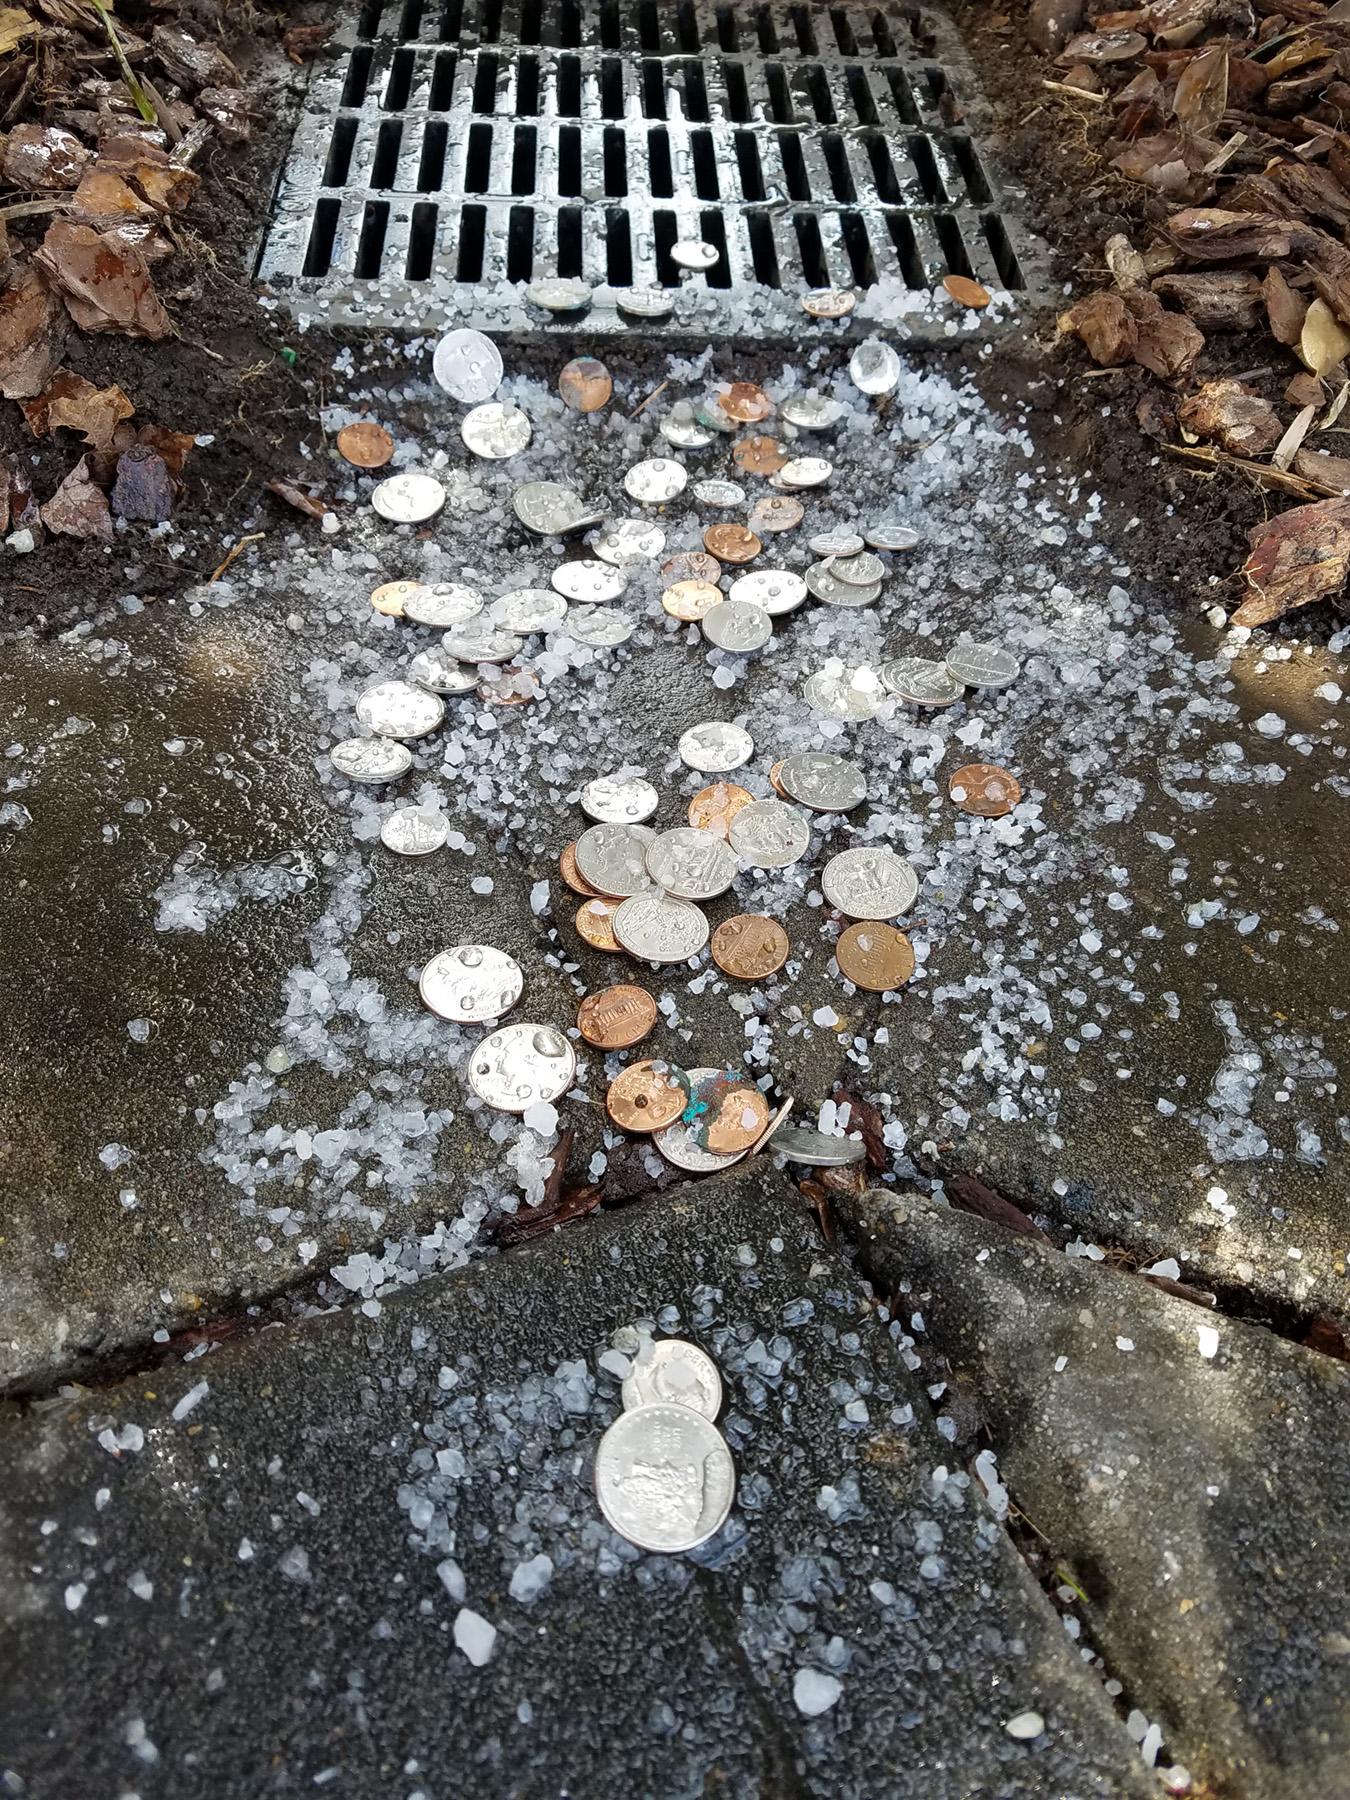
(564, 605), (636, 646)
(805, 563), (881, 608)
(356, 679), (445, 739)
(780, 392), (845, 431)
(711, 914), (790, 980)
(461, 402), (531, 460)
(849, 339), (902, 396)
(468, 1022), (577, 1113)
(660, 411), (715, 451)
(662, 551), (722, 585)
(718, 382), (772, 423)
(380, 805), (449, 857)
(831, 551), (886, 587)
(432, 328), (503, 403)
(559, 841), (601, 897)
(822, 846), (918, 919)
(594, 518), (665, 565)
(804, 668), (882, 720)
(881, 657), (964, 707)
(693, 400), (737, 436)
(559, 355), (612, 412)
(662, 579), (723, 621)
(625, 458), (687, 504)
(404, 582), (484, 628)
(802, 287), (856, 319)
(728, 799), (809, 868)
(419, 944), (524, 1022)
(703, 523), (761, 565)
(733, 435), (788, 475)
(575, 821), (657, 897)
(771, 1125), (867, 1166)
(606, 1059), (690, 1133)
(370, 578), (425, 617)
(578, 984), (657, 1049)
(678, 721), (753, 772)
(329, 736), (413, 783)
(703, 600), (772, 654)
(576, 896), (623, 951)
(688, 781), (753, 836)
(810, 528), (864, 557)
(777, 456), (832, 491)
(513, 481), (597, 536)
(335, 415), (392, 465)
(440, 627), (524, 665)
(371, 471), (445, 524)
(864, 520), (919, 552)
(643, 827), (738, 900)
(616, 286), (675, 319)
(581, 775), (659, 825)
(749, 495), (804, 535)
(778, 752), (867, 812)
(622, 1339), (723, 1419)
(693, 478), (745, 507)
(949, 763), (1022, 817)
(836, 921), (915, 990)
(729, 569), (807, 615)
(671, 237), (720, 271)
(490, 587), (568, 633)
(408, 648), (479, 694)
(552, 559), (626, 604)
(945, 640), (1021, 689)
(527, 276), (592, 312)
(613, 892), (710, 962)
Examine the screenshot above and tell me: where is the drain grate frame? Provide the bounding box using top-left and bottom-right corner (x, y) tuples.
(258, 0), (1047, 338)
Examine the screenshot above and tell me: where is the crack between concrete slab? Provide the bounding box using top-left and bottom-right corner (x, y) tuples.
(695, 1572), (816, 1799)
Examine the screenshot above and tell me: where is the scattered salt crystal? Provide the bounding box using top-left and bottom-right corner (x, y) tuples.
(453, 1606), (497, 1666)
(1196, 1325), (1220, 1359)
(508, 1553), (554, 1604)
(793, 1669), (842, 1716)
(1144, 1257), (1181, 1280)
(64, 1582), (87, 1612)
(1116, 1337), (1135, 1352)
(277, 1546), (311, 1583)
(172, 1380), (208, 1422)
(1005, 1711), (1045, 1740)
(522, 1101), (558, 1136)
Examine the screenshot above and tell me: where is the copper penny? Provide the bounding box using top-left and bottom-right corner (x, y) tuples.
(478, 665), (539, 706)
(662, 551), (722, 585)
(949, 762), (1022, 818)
(662, 579), (723, 621)
(750, 495), (804, 535)
(560, 842), (601, 897)
(605, 1059), (690, 1132)
(711, 914), (790, 980)
(559, 356), (613, 412)
(704, 523), (762, 565)
(337, 421), (395, 469)
(733, 434), (787, 475)
(689, 1069), (771, 1153)
(688, 781), (754, 837)
(578, 984), (657, 1049)
(719, 381), (773, 424)
(943, 274), (991, 309)
(768, 760), (790, 798)
(576, 897), (623, 951)
(370, 578), (425, 617)
(836, 921), (915, 991)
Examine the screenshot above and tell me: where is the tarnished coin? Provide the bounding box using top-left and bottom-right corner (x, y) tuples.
(718, 382), (772, 423)
(729, 569), (807, 615)
(432, 328), (503, 403)
(622, 1339), (723, 1420)
(408, 647), (479, 694)
(527, 276), (592, 312)
(625, 458), (687, 503)
(337, 421), (394, 469)
(606, 1059), (690, 1132)
(513, 480), (595, 536)
(594, 1402), (736, 1553)
(552, 559), (626, 604)
(491, 586), (568, 634)
(831, 551), (886, 587)
(688, 782), (753, 836)
(616, 286), (675, 319)
(703, 600), (772, 654)
(780, 392), (845, 431)
(945, 640), (1021, 689)
(704, 523), (761, 565)
(749, 496), (804, 535)
(663, 579), (723, 621)
(380, 805), (449, 857)
(949, 763), (1022, 818)
(370, 578), (425, 617)
(688, 1068), (770, 1154)
(836, 921), (915, 990)
(329, 736), (412, 784)
(419, 944), (524, 1021)
(822, 846), (919, 919)
(644, 827), (738, 900)
(711, 914), (790, 980)
(671, 237), (720, 270)
(804, 668), (882, 720)
(371, 470), (445, 523)
(594, 518), (665, 565)
(662, 551), (721, 585)
(778, 752), (867, 812)
(581, 775), (659, 825)
(881, 656), (964, 707)
(693, 478), (745, 507)
(560, 355), (613, 412)
(404, 582), (484, 627)
(734, 435), (788, 475)
(771, 1125), (867, 1167)
(728, 799), (809, 869)
(461, 402), (531, 459)
(660, 411), (715, 451)
(802, 287), (856, 319)
(613, 892), (710, 962)
(653, 1115), (740, 1174)
(678, 721), (753, 772)
(864, 520), (919, 552)
(849, 339), (901, 396)
(575, 822), (657, 898)
(777, 457), (832, 490)
(468, 1023), (577, 1113)
(356, 679), (445, 740)
(810, 528), (864, 556)
(559, 841), (601, 896)
(578, 984), (657, 1049)
(564, 605), (636, 646)
(576, 896), (623, 951)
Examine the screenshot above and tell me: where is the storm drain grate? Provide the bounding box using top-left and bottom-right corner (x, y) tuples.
(257, 0), (1044, 337)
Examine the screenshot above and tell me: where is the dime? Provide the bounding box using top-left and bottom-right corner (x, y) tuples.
(576, 896), (623, 951)
(432, 328), (503, 403)
(337, 421), (394, 469)
(804, 668), (882, 720)
(771, 1125), (867, 1167)
(559, 356), (612, 412)
(621, 1339), (723, 1419)
(440, 627), (524, 664)
(688, 1068), (770, 1154)
(777, 457), (832, 490)
(419, 944), (524, 1022)
(945, 640), (1021, 689)
(749, 496), (804, 535)
(625, 457), (687, 504)
(370, 578), (425, 617)
(710, 914), (789, 980)
(356, 679), (445, 740)
(593, 1401), (736, 1553)
(371, 471), (445, 523)
(329, 736), (412, 784)
(468, 1022), (577, 1113)
(660, 411), (715, 451)
(693, 478), (745, 507)
(616, 286), (675, 319)
(526, 276), (592, 312)
(831, 551), (885, 587)
(780, 392), (845, 431)
(810, 528), (864, 556)
(564, 605), (636, 647)
(408, 648), (479, 694)
(662, 551), (722, 585)
(693, 400), (737, 436)
(404, 582), (484, 628)
(653, 1116), (740, 1174)
(578, 984), (658, 1049)
(718, 382), (772, 423)
(703, 600), (772, 654)
(606, 1059), (690, 1132)
(880, 656), (964, 707)
(671, 237), (720, 270)
(559, 841), (601, 897)
(461, 402), (532, 460)
(836, 920), (915, 990)
(574, 821), (657, 897)
(821, 846), (919, 919)
(613, 891), (710, 962)
(778, 752), (867, 812)
(948, 762), (1022, 818)
(733, 435), (787, 475)
(678, 721), (753, 772)
(644, 827), (738, 900)
(728, 799), (809, 868)
(802, 287), (856, 319)
(863, 520), (919, 552)
(944, 273), (991, 308)
(687, 781), (753, 836)
(478, 664), (540, 706)
(490, 587), (568, 634)
(380, 805), (449, 856)
(805, 565), (881, 609)
(663, 579), (723, 621)
(580, 775), (659, 825)
(594, 518), (665, 565)
(552, 559), (626, 604)
(729, 569), (807, 615)
(703, 524), (761, 565)
(513, 480), (596, 536)
(848, 339), (901, 396)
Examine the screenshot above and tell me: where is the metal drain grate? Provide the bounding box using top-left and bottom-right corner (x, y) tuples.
(258, 0), (1044, 336)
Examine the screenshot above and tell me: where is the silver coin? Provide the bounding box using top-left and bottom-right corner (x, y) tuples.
(810, 528), (864, 556)
(777, 457), (832, 490)
(849, 339), (902, 397)
(593, 518), (665, 565)
(490, 587), (568, 634)
(575, 821), (657, 897)
(671, 238), (719, 271)
(831, 551), (886, 588)
(750, 496), (805, 535)
(729, 570), (807, 616)
(821, 846), (919, 919)
(660, 412), (715, 450)
(563, 605), (636, 647)
(513, 480), (594, 536)
(552, 559), (627, 604)
(771, 1125), (867, 1167)
(881, 656), (964, 707)
(440, 627), (524, 665)
(643, 827), (738, 900)
(804, 669), (881, 721)
(419, 944), (524, 1023)
(594, 1402), (735, 1553)
(693, 479), (745, 507)
(612, 891), (710, 962)
(945, 640), (1021, 689)
(580, 775), (660, 825)
(380, 805), (449, 857)
(805, 563), (881, 609)
(728, 799), (809, 869)
(468, 1022), (577, 1113)
(526, 276), (592, 312)
(778, 751), (867, 812)
(781, 392), (846, 431)
(371, 471), (445, 524)
(431, 328), (502, 404)
(616, 286), (675, 319)
(703, 600), (772, 654)
(403, 582), (484, 628)
(864, 520), (919, 552)
(408, 648), (479, 694)
(802, 287), (856, 319)
(329, 736), (412, 784)
(678, 721), (753, 772)
(621, 1339), (723, 1420)
(625, 458), (687, 504)
(461, 402), (531, 460)
(356, 679), (446, 740)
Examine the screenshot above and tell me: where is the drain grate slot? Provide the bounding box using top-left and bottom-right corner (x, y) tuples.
(258, 0), (1043, 335)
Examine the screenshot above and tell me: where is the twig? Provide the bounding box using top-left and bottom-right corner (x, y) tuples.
(1042, 79), (1107, 105)
(0, 198), (68, 221)
(209, 532), (265, 584)
(630, 379), (668, 420)
(1202, 131), (1248, 177)
(1163, 440), (1336, 499)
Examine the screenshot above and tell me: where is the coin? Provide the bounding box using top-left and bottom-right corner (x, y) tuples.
(404, 582), (485, 627)
(688, 1068), (770, 1154)
(678, 721), (753, 772)
(802, 287), (856, 319)
(729, 569), (807, 615)
(370, 578), (424, 617)
(768, 759), (789, 797)
(468, 1022), (577, 1113)
(687, 781), (753, 836)
(660, 411), (715, 450)
(578, 984), (657, 1049)
(836, 921), (915, 990)
(881, 656), (964, 707)
(380, 805), (448, 856)
(527, 276), (592, 312)
(777, 457), (832, 491)
(771, 1125), (867, 1167)
(356, 679), (445, 739)
(606, 1059), (690, 1132)
(371, 471), (445, 523)
(613, 891), (710, 962)
(671, 238), (719, 270)
(560, 356), (613, 412)
(662, 551), (721, 585)
(693, 478), (746, 507)
(580, 775), (659, 824)
(804, 668), (881, 720)
(565, 605), (636, 646)
(625, 458), (687, 504)
(576, 896), (623, 951)
(821, 846), (919, 919)
(831, 551), (885, 587)
(594, 518), (665, 565)
(718, 382), (772, 423)
(552, 559), (626, 604)
(749, 496), (804, 535)
(491, 587), (568, 633)
(778, 751), (867, 812)
(944, 273), (992, 308)
(432, 328), (503, 403)
(864, 520), (919, 552)
(408, 648), (479, 694)
(949, 763), (1022, 818)
(703, 600), (771, 654)
(594, 1401), (736, 1553)
(710, 914), (789, 980)
(704, 523), (761, 565)
(621, 1339), (722, 1419)
(559, 841), (600, 896)
(575, 821), (656, 897)
(337, 421), (394, 469)
(810, 528), (864, 557)
(513, 480), (595, 536)
(440, 627), (523, 664)
(849, 339), (901, 396)
(653, 1115), (740, 1173)
(728, 799), (809, 868)
(420, 944), (524, 1021)
(781, 393), (846, 432)
(461, 402), (531, 459)
(663, 579), (723, 621)
(329, 736), (412, 784)
(733, 435), (788, 475)
(478, 664), (540, 706)
(616, 286), (675, 319)
(644, 827), (738, 900)
(945, 640), (1021, 689)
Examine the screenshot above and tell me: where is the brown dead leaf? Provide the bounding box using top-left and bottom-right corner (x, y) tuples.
(1152, 270), (1261, 329)
(111, 446), (173, 522)
(20, 368), (134, 447)
(1111, 130), (1215, 201)
(1173, 44), (1228, 135)
(1235, 494), (1350, 625)
(0, 262), (67, 399)
(3, 122), (91, 191)
(113, 420), (194, 479)
(266, 477), (330, 520)
(1263, 266), (1307, 347)
(0, 5), (38, 56)
(831, 1084), (888, 1173)
(40, 454), (113, 542)
(35, 219), (172, 340)
(1300, 297), (1350, 378)
(1104, 233), (1148, 290)
(1177, 379), (1283, 456)
(1058, 290), (1137, 365)
(947, 1172), (1053, 1243)
(1302, 1315), (1350, 1361)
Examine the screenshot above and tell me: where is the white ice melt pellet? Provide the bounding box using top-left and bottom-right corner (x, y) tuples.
(1144, 1258), (1181, 1280)
(436, 1559), (466, 1604)
(529, 880), (550, 915)
(1005, 1711), (1045, 1740)
(974, 1448), (1009, 1520)
(97, 1423), (144, 1456)
(471, 876), (494, 895)
(1065, 1238), (1105, 1261)
(98, 1142), (132, 1170)
(64, 1582), (87, 1611)
(172, 1380), (208, 1422)
(598, 1348), (631, 1378)
(1054, 1355), (1068, 1373)
(453, 1607), (497, 1666)
(1253, 712), (1285, 738)
(508, 1553), (554, 1604)
(1196, 1325), (1220, 1359)
(522, 1101), (558, 1136)
(1116, 1337), (1135, 1352)
(1206, 1186), (1236, 1223)
(126, 1018), (152, 1042)
(793, 1669), (842, 1716)
(1315, 681), (1342, 703)
(128, 1571), (153, 1600)
(277, 1546), (311, 1583)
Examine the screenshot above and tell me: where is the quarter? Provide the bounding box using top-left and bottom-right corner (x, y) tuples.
(419, 945), (524, 1021)
(593, 1403), (736, 1554)
(821, 846), (919, 919)
(621, 1339), (723, 1420)
(467, 1023), (577, 1113)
